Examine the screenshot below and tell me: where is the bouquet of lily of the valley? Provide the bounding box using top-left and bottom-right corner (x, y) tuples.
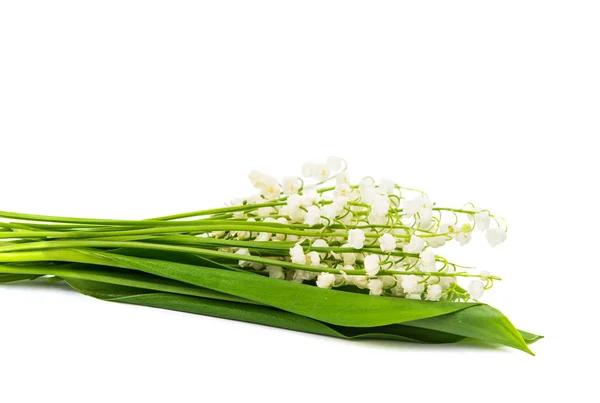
(0, 157), (541, 353)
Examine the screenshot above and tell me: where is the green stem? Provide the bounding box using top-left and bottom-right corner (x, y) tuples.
(0, 203), (285, 226)
(1, 224), (412, 240)
(0, 244), (501, 280)
(150, 202), (287, 221)
(433, 208), (476, 215)
(0, 236), (418, 258)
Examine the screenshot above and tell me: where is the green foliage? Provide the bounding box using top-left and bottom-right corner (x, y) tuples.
(0, 254), (540, 353)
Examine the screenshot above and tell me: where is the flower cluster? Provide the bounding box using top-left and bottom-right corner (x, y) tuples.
(213, 157), (506, 302)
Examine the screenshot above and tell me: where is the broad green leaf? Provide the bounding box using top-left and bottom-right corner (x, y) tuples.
(63, 278), (469, 344)
(403, 305), (535, 354)
(42, 248), (480, 327)
(1, 250), (539, 353)
(62, 278), (539, 352)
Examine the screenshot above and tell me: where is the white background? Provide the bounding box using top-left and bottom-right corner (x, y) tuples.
(1, 1), (598, 401)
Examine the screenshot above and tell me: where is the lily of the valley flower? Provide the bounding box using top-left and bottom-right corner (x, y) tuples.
(378, 233), (397, 252)
(348, 275), (369, 289)
(248, 170), (273, 188)
(367, 279), (384, 296)
(486, 227), (507, 246)
(378, 179), (396, 195)
(316, 272), (336, 288)
(304, 205), (321, 227)
(456, 231), (472, 246)
(364, 254), (381, 276)
(426, 284), (443, 301)
(301, 190), (321, 207)
(261, 181), (281, 200)
(475, 211), (491, 231)
(306, 251), (321, 266)
(370, 195), (390, 218)
(439, 222), (459, 238)
(336, 171), (351, 186)
(348, 229), (366, 249)
(419, 249), (436, 270)
(335, 184), (351, 198)
(312, 164), (331, 181)
(427, 235), (446, 248)
(468, 279), (485, 299)
(341, 244), (357, 265)
(282, 176), (302, 195)
(235, 248), (251, 267)
(403, 194), (431, 216)
(401, 275), (425, 294)
(403, 236), (426, 254)
(266, 265), (285, 279)
(289, 244), (306, 265)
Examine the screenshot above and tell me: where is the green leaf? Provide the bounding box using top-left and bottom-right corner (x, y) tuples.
(403, 305), (536, 354)
(0, 273), (41, 283)
(1, 249), (540, 353)
(83, 251), (540, 353)
(516, 329), (544, 344)
(59, 249), (482, 327)
(62, 278), (540, 351)
(63, 277), (468, 344)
